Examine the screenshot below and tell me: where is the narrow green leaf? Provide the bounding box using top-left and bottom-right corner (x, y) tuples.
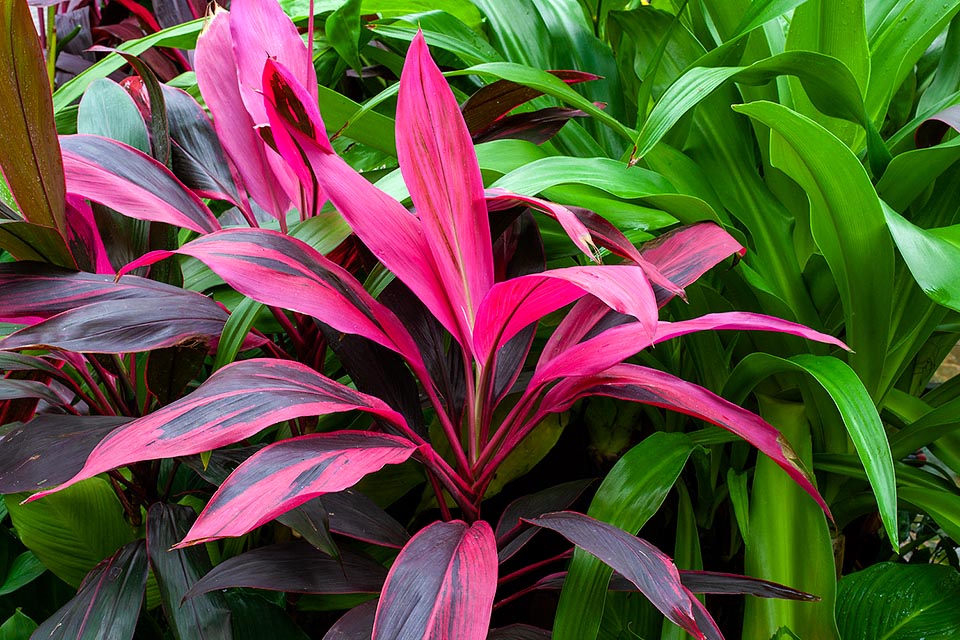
(899, 486), (960, 543)
(212, 297), (263, 371)
(734, 101), (893, 397)
(326, 0), (363, 74)
(727, 468), (751, 543)
(370, 14), (502, 67)
(837, 563), (960, 640)
(554, 432), (696, 640)
(731, 0), (812, 39)
(0, 552), (45, 596)
(725, 352), (897, 550)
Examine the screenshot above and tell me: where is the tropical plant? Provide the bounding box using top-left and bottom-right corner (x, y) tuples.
(0, 0), (871, 637)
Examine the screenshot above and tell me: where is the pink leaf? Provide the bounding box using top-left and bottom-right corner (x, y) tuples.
(373, 520), (497, 640)
(525, 512), (710, 640)
(485, 188), (597, 262)
(194, 6), (293, 220)
(60, 135), (220, 234)
(178, 432), (417, 545)
(26, 359), (409, 502)
(397, 32), (493, 336)
(540, 365), (831, 517)
(262, 60), (468, 349)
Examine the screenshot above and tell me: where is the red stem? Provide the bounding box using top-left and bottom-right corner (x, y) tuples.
(498, 549), (572, 586)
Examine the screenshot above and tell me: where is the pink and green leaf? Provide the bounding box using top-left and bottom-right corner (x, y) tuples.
(539, 365), (830, 517)
(60, 134), (220, 234)
(27, 359), (410, 501)
(373, 520), (498, 640)
(179, 432), (417, 545)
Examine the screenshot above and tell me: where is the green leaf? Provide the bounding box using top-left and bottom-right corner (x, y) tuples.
(554, 432), (696, 640)
(724, 352), (897, 550)
(77, 79), (150, 153)
(899, 486), (960, 543)
(876, 138), (960, 212)
(0, 219), (74, 267)
(727, 468), (751, 543)
(734, 101), (893, 397)
(0, 551), (45, 596)
(0, 0), (66, 235)
(4, 478), (135, 588)
(731, 0), (811, 38)
(492, 157), (674, 199)
(837, 562), (960, 640)
(883, 202), (960, 314)
(0, 610), (36, 640)
(372, 12), (502, 67)
(326, 0), (363, 74)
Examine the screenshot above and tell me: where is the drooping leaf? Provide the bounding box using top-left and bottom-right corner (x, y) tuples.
(373, 520), (498, 640)
(179, 431), (417, 545)
(59, 134), (220, 234)
(0, 0), (66, 234)
(5, 478), (135, 588)
(185, 541), (386, 598)
(309, 489), (411, 548)
(147, 503), (232, 640)
(0, 552), (45, 596)
(31, 540), (148, 640)
(526, 512), (712, 640)
(0, 415), (129, 493)
(836, 562), (960, 640)
(28, 359), (410, 501)
(495, 478), (594, 563)
(322, 601), (377, 640)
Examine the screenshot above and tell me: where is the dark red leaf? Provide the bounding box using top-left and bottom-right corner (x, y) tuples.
(322, 601), (378, 640)
(184, 541), (387, 599)
(495, 479), (594, 563)
(487, 625), (552, 640)
(473, 106), (587, 144)
(373, 520), (498, 640)
(291, 489), (411, 549)
(33, 540), (148, 640)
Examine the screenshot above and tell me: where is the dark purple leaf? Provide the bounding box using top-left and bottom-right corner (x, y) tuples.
(0, 219), (75, 268)
(322, 601), (377, 640)
(1, 296), (227, 353)
(0, 352), (61, 375)
(373, 520), (498, 640)
(60, 134), (220, 234)
(147, 503), (232, 640)
(0, 415), (129, 493)
(487, 625), (552, 640)
(462, 70), (599, 135)
(32, 540), (148, 640)
(495, 479), (594, 563)
(184, 541), (386, 599)
(146, 344), (209, 405)
(29, 359), (410, 502)
(0, 379), (63, 406)
(179, 431), (417, 545)
(473, 107), (588, 144)
(525, 512), (708, 640)
(916, 104), (960, 148)
(288, 489), (410, 549)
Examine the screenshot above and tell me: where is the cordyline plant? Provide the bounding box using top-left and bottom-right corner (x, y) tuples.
(0, 0), (851, 637)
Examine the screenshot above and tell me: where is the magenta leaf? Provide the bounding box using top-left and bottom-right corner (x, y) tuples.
(540, 365), (830, 517)
(0, 415), (129, 493)
(524, 512), (709, 640)
(60, 134), (220, 234)
(27, 359), (409, 501)
(184, 541), (387, 599)
(397, 32), (494, 336)
(33, 540), (148, 640)
(179, 431), (418, 545)
(485, 188), (597, 260)
(373, 520), (498, 640)
(194, 7), (291, 220)
(120, 229), (428, 374)
(263, 59), (467, 348)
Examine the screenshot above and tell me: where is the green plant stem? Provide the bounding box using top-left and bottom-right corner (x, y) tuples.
(45, 6), (56, 89)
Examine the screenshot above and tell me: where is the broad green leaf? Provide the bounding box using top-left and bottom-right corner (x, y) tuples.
(492, 157), (674, 199)
(370, 13), (502, 67)
(554, 432), (696, 640)
(917, 14), (960, 114)
(837, 562), (960, 640)
(0, 0), (66, 235)
(877, 138), (960, 212)
(470, 0), (552, 68)
(77, 78), (150, 153)
(5, 478), (135, 588)
(0, 551), (45, 595)
(735, 101), (893, 397)
(743, 396), (839, 640)
(731, 0), (812, 38)
(0, 610), (36, 640)
(53, 19), (204, 114)
(898, 486), (960, 543)
(724, 352), (897, 549)
(883, 202), (960, 313)
(326, 0), (363, 73)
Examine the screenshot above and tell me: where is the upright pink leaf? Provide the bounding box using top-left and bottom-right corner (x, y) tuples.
(473, 265), (658, 365)
(262, 60), (466, 348)
(373, 520), (497, 640)
(60, 135), (220, 234)
(194, 7), (292, 220)
(525, 512), (711, 640)
(27, 359), (409, 502)
(119, 229), (428, 376)
(534, 311), (848, 387)
(178, 432), (417, 545)
(539, 365), (831, 517)
(397, 32), (493, 335)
